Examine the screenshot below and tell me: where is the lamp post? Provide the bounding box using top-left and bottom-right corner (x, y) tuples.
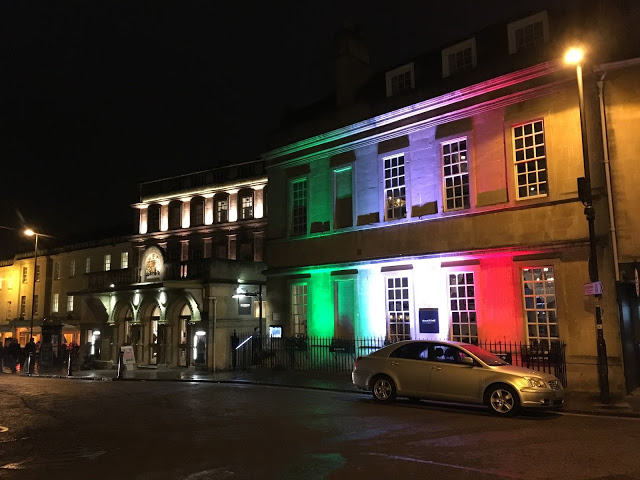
(24, 229), (39, 341)
(565, 47), (610, 403)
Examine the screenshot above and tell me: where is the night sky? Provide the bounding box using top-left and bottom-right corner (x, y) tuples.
(2, 0), (573, 258)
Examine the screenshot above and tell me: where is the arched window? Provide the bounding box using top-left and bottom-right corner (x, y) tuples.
(214, 193), (229, 223)
(191, 197), (205, 227)
(168, 201), (182, 230)
(147, 204), (161, 232)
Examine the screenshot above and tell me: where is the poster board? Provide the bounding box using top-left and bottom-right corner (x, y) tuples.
(120, 345), (136, 366)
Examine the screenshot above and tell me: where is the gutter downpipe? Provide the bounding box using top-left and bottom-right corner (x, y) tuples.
(596, 73), (620, 281)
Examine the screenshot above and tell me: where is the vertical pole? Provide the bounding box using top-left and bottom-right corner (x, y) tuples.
(29, 234), (38, 341)
(576, 64), (610, 403)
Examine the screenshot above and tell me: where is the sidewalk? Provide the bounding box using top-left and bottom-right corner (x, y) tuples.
(13, 365), (640, 418)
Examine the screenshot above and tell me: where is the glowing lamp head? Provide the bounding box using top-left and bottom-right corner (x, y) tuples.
(25, 229), (35, 237)
(564, 47), (584, 65)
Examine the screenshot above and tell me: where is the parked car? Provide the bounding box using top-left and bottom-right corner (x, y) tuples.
(352, 340), (564, 416)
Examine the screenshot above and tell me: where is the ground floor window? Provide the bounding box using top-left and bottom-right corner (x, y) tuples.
(386, 276), (411, 342)
(522, 266), (558, 349)
(291, 284), (308, 336)
(448, 272), (478, 344)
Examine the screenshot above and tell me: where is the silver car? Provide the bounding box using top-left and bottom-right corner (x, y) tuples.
(352, 340), (564, 416)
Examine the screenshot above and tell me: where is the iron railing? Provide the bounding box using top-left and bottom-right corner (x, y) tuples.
(231, 334), (568, 387)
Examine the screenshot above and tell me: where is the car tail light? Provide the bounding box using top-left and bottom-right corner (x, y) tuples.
(354, 356), (362, 369)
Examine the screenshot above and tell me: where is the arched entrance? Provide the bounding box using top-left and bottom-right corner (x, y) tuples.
(147, 306), (161, 365)
(177, 304), (191, 367)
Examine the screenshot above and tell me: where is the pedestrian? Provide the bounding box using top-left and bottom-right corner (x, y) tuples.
(7, 339), (20, 374)
(25, 338), (36, 372)
(0, 341), (4, 372)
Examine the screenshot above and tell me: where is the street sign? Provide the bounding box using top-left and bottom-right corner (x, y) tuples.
(584, 281), (603, 296)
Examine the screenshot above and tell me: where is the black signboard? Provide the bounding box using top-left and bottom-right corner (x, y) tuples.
(419, 308), (439, 334)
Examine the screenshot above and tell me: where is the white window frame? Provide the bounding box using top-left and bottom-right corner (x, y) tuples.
(67, 295), (74, 312)
(121, 252), (129, 269)
(290, 178), (308, 237)
(241, 194), (254, 220)
(383, 153), (407, 221)
(385, 62), (415, 97)
(22, 267), (28, 284)
(447, 270), (478, 344)
(291, 282), (308, 336)
(441, 137), (471, 211)
(384, 273), (413, 342)
(20, 296), (26, 316)
(52, 293), (59, 313)
(442, 38), (477, 78)
(104, 254), (111, 271)
(507, 11), (549, 54)
(85, 257), (91, 273)
(522, 266), (559, 349)
(216, 198), (229, 223)
(54, 262), (60, 280)
(513, 119), (548, 200)
(33, 295), (38, 316)
(69, 259), (75, 278)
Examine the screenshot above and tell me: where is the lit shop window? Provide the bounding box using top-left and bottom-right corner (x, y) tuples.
(448, 272), (477, 344)
(386, 276), (411, 342)
(522, 266), (559, 349)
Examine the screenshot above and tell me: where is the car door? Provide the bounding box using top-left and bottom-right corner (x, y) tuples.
(427, 344), (482, 402)
(385, 342), (432, 397)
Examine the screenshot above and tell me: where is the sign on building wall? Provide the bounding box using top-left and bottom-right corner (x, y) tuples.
(419, 308), (439, 334)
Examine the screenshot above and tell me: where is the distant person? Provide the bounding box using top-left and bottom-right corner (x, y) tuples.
(7, 339), (20, 374)
(25, 338), (37, 372)
(0, 341), (4, 372)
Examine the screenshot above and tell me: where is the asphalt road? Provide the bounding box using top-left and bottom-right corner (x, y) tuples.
(0, 376), (639, 480)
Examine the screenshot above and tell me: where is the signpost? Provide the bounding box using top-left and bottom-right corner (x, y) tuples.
(584, 281), (603, 296)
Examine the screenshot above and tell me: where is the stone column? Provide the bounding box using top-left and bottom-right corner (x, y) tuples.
(181, 198), (191, 228)
(253, 185), (265, 218)
(160, 202), (169, 231)
(227, 189), (239, 222)
(204, 194), (214, 225)
(138, 206), (149, 234)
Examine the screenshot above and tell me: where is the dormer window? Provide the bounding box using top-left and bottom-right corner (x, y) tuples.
(508, 11), (549, 54)
(442, 38), (476, 78)
(385, 63), (414, 97)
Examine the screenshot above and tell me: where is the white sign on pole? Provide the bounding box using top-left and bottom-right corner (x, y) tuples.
(584, 281), (603, 296)
(120, 345), (136, 366)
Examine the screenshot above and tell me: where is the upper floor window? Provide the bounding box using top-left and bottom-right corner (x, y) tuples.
(180, 241), (189, 262)
(203, 238), (212, 259)
(241, 194), (254, 220)
(20, 296), (26, 316)
(85, 257), (91, 273)
(33, 295), (39, 316)
(442, 38), (476, 78)
(508, 11), (549, 55)
(22, 267), (28, 284)
(383, 154), (406, 220)
(121, 252), (129, 269)
(522, 266), (558, 349)
(216, 198), (229, 223)
(513, 120), (547, 199)
(67, 295), (74, 312)
(104, 254), (111, 271)
(148, 205), (161, 232)
(442, 138), (470, 211)
(52, 293), (59, 313)
(191, 199), (204, 227)
(69, 260), (75, 278)
(36, 265), (41, 282)
(385, 63), (414, 97)
(169, 202), (182, 230)
(290, 179), (307, 236)
(334, 166), (353, 229)
(54, 262), (60, 280)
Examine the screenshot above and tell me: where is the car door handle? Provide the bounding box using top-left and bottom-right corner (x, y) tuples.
(432, 366), (441, 371)
(390, 361), (399, 366)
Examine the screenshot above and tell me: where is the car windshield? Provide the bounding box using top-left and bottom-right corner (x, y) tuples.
(461, 344), (509, 366)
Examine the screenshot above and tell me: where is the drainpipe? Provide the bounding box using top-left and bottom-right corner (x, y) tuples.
(597, 74), (620, 281)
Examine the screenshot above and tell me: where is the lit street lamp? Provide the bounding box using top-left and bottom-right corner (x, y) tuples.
(24, 228), (39, 341)
(565, 47), (610, 403)
(232, 281), (265, 364)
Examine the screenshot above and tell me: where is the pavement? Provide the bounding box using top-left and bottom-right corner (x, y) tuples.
(5, 364), (640, 418)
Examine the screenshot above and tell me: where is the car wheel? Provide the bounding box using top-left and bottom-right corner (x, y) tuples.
(487, 384), (520, 417)
(371, 375), (396, 403)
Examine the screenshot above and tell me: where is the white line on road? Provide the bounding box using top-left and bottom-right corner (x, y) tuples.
(368, 453), (522, 479)
(558, 411), (640, 421)
(0, 425), (8, 433)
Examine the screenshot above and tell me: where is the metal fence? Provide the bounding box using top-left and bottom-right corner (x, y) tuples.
(231, 333), (567, 387)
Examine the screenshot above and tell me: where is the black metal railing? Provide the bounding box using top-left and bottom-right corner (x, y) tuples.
(231, 334), (568, 387)
(86, 268), (141, 289)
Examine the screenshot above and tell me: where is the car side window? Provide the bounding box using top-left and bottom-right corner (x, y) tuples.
(389, 343), (430, 360)
(431, 344), (462, 364)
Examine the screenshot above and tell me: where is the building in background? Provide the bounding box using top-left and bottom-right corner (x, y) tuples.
(0, 160), (267, 371)
(262, 5), (640, 394)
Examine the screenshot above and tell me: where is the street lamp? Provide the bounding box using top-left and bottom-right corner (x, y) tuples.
(232, 281), (264, 338)
(24, 228), (39, 341)
(565, 47), (610, 403)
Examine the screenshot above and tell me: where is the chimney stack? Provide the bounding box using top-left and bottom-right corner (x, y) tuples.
(335, 21), (371, 108)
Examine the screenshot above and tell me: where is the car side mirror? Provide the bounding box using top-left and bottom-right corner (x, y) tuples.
(461, 356), (474, 366)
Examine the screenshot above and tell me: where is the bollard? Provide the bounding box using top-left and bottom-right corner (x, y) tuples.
(67, 351), (73, 377)
(116, 350), (125, 380)
(26, 353), (34, 375)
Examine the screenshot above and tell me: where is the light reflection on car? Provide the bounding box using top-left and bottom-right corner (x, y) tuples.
(352, 340), (564, 416)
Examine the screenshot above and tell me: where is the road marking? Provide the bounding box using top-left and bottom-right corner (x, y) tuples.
(0, 426), (8, 433)
(368, 453), (522, 478)
(0, 461), (26, 470)
(558, 411), (640, 421)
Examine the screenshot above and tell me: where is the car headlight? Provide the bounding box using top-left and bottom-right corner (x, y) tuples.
(524, 377), (548, 388)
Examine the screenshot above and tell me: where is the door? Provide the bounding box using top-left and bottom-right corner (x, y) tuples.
(618, 283), (640, 393)
(386, 342), (432, 397)
(427, 344), (482, 402)
(334, 279), (355, 338)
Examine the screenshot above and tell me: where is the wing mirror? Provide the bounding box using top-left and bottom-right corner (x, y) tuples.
(461, 356), (474, 366)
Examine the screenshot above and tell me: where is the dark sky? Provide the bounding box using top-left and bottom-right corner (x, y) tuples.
(1, 0), (571, 258)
